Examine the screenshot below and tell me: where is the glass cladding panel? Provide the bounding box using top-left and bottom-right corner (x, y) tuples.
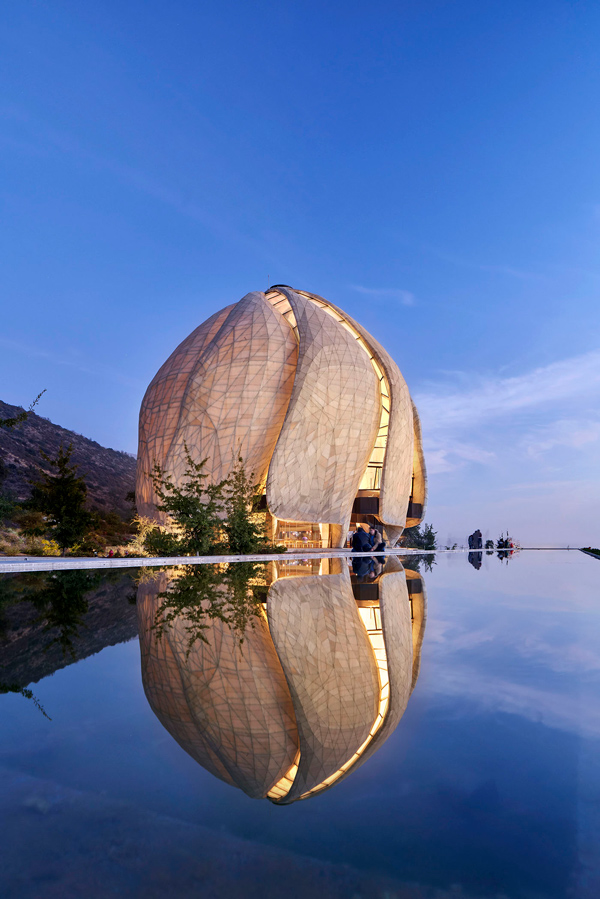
(274, 520), (324, 548)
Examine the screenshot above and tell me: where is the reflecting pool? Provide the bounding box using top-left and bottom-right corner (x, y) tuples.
(0, 550), (598, 898)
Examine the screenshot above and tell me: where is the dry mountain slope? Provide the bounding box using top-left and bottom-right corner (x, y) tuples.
(0, 400), (136, 518)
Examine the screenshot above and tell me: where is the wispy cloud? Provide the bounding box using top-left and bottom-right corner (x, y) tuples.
(412, 350), (600, 476)
(427, 608), (600, 737)
(425, 440), (496, 474)
(349, 285), (416, 306)
(523, 418), (600, 457)
(430, 664), (600, 738)
(415, 350), (600, 431)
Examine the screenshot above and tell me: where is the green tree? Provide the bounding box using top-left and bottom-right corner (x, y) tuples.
(0, 390), (46, 430)
(29, 443), (92, 554)
(222, 455), (269, 554)
(0, 491), (14, 523)
(12, 508), (47, 537)
(401, 522), (437, 550)
(421, 523), (437, 550)
(30, 570), (101, 658)
(143, 448), (285, 557)
(144, 447), (226, 556)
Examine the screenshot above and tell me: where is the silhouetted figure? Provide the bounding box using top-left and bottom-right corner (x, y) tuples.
(468, 529), (483, 550)
(496, 532), (515, 562)
(352, 526), (372, 552)
(371, 529), (386, 561)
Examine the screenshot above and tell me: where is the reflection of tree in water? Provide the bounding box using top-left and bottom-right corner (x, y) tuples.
(30, 571), (104, 658)
(0, 573), (56, 715)
(0, 572), (52, 639)
(1, 570), (121, 659)
(151, 562), (267, 655)
(0, 576), (29, 639)
(0, 682), (51, 719)
(401, 553), (436, 573)
(1, 569), (137, 718)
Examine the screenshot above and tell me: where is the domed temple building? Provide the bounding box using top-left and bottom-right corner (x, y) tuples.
(137, 558), (427, 803)
(137, 285), (426, 548)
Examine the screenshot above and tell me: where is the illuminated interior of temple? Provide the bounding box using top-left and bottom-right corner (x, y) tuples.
(137, 285), (426, 549)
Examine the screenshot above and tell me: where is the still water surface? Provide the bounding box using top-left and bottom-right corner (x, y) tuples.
(0, 550), (598, 898)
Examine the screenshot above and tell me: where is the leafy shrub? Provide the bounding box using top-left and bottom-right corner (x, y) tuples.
(41, 538), (61, 556)
(145, 448), (285, 557)
(0, 529), (25, 555)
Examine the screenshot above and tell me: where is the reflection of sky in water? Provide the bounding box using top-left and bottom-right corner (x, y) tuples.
(0, 551), (599, 898)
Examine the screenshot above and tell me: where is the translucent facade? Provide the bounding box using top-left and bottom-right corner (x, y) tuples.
(137, 285), (426, 546)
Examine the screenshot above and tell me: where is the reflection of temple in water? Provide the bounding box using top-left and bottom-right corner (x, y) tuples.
(138, 558), (426, 804)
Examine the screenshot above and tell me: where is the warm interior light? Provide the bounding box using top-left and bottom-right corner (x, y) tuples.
(264, 290), (299, 342)
(297, 603), (390, 799)
(266, 748), (301, 800)
(266, 600), (390, 803)
(265, 286), (394, 524)
(291, 290), (392, 493)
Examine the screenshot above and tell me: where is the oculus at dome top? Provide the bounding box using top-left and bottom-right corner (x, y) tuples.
(137, 285), (426, 548)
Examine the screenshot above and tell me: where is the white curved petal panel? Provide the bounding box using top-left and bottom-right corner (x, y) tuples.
(266, 288), (380, 524)
(138, 577), (299, 799)
(166, 292), (298, 491)
(136, 305), (234, 517)
(267, 572), (380, 802)
(309, 292), (414, 528)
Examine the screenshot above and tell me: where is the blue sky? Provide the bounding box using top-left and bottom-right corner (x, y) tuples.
(2, 0), (599, 545)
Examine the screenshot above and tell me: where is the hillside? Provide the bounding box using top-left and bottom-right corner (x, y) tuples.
(0, 400), (136, 518)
